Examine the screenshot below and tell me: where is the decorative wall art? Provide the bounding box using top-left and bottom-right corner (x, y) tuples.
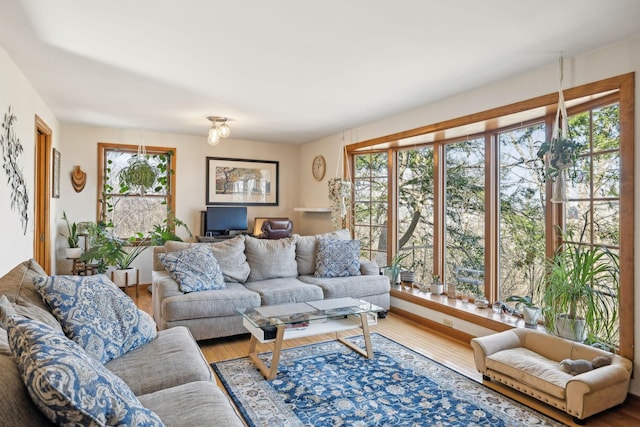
(0, 105), (29, 234)
(71, 165), (87, 193)
(52, 148), (61, 198)
(206, 157), (279, 206)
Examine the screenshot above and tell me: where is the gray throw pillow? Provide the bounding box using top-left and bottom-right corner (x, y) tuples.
(245, 236), (298, 281)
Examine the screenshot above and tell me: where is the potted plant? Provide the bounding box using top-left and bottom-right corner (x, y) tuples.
(505, 295), (541, 327)
(538, 236), (619, 347)
(430, 274), (444, 295)
(383, 252), (408, 287)
(80, 222), (148, 288)
(60, 211), (82, 259)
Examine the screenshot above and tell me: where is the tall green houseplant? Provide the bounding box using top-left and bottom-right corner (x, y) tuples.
(539, 237), (619, 349)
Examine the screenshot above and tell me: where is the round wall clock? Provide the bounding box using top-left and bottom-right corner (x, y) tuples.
(312, 155), (326, 181)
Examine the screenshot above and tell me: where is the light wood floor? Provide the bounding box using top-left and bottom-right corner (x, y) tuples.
(133, 286), (638, 426)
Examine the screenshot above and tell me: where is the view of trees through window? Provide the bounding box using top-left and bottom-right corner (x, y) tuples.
(98, 143), (175, 239)
(351, 94), (625, 349)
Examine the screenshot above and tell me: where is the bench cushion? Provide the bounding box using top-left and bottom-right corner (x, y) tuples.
(486, 347), (572, 399)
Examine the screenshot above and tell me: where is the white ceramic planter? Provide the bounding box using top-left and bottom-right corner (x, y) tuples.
(554, 314), (587, 342)
(65, 247), (82, 259)
(522, 306), (541, 326)
(430, 282), (443, 295)
(112, 268), (138, 288)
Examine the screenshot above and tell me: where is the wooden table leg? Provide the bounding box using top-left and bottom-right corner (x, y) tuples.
(337, 313), (375, 359)
(247, 324), (286, 380)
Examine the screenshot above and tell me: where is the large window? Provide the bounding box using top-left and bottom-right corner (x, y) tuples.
(348, 74), (633, 359)
(97, 143), (176, 239)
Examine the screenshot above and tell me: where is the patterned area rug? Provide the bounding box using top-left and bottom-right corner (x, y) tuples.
(213, 334), (563, 427)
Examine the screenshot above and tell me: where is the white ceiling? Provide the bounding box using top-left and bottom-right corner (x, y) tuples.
(1, 1), (639, 144)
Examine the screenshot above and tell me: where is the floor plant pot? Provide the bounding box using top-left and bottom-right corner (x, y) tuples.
(111, 268), (140, 297)
(554, 314), (587, 342)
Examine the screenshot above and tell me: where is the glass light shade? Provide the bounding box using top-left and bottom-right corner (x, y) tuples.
(208, 127), (220, 146)
(218, 122), (231, 138)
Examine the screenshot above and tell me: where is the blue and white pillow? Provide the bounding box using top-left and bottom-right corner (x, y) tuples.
(158, 245), (226, 293)
(314, 238), (362, 278)
(33, 275), (157, 364)
(5, 313), (164, 426)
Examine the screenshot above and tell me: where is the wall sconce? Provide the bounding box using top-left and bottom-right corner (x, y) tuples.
(207, 116), (231, 146)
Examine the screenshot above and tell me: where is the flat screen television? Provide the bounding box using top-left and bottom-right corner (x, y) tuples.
(205, 206), (248, 236)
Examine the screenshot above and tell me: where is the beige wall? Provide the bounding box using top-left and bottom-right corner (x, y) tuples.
(0, 45), (60, 272)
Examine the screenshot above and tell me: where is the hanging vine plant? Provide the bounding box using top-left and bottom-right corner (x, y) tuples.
(118, 156), (159, 195)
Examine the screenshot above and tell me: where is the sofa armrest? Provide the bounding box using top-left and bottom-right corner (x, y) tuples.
(470, 330), (523, 373)
(360, 259), (380, 276)
(567, 363), (631, 395)
(566, 363), (632, 419)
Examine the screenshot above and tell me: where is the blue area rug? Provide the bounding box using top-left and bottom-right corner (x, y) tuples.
(212, 334), (563, 427)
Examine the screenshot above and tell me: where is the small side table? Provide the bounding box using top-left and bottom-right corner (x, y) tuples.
(69, 258), (98, 276)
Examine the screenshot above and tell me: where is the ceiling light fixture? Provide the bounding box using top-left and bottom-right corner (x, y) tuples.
(207, 116), (231, 146)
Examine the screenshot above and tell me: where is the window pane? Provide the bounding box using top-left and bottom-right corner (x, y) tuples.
(353, 152), (389, 263)
(593, 200), (619, 246)
(444, 138), (485, 294)
(593, 152), (620, 199)
(110, 196), (168, 238)
(498, 124), (546, 303)
(593, 104), (620, 152)
(397, 147), (434, 283)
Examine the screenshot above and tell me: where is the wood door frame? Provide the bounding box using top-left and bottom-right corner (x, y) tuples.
(34, 115), (51, 274)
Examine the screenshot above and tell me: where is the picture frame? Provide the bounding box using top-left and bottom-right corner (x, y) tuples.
(206, 157), (279, 206)
(52, 148), (60, 199)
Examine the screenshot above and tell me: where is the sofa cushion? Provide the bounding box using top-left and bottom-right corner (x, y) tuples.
(4, 313), (164, 426)
(0, 259), (49, 314)
(315, 238), (361, 278)
(298, 274), (390, 300)
(293, 229), (351, 275)
(34, 274), (157, 364)
(105, 326), (214, 396)
(245, 236), (297, 281)
(159, 245), (226, 292)
(158, 281), (261, 322)
(139, 381), (244, 427)
(243, 277), (324, 305)
(486, 347), (572, 399)
(165, 237), (250, 283)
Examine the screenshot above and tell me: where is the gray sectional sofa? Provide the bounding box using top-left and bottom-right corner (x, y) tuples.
(0, 260), (244, 427)
(152, 229), (391, 341)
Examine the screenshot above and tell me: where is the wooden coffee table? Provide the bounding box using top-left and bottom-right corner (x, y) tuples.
(240, 297), (380, 379)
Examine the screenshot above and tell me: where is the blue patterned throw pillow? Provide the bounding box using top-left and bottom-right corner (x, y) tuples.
(314, 238), (362, 278)
(5, 314), (164, 426)
(33, 274), (157, 364)
(158, 245), (226, 293)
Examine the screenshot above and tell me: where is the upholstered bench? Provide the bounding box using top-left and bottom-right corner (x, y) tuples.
(471, 328), (632, 423)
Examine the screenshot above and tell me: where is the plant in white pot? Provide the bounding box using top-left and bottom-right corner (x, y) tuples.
(538, 234), (619, 347)
(61, 211), (82, 259)
(505, 295), (541, 327)
(81, 223), (148, 291)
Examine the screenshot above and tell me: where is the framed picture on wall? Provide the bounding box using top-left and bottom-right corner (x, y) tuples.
(52, 148), (60, 199)
(206, 157), (279, 205)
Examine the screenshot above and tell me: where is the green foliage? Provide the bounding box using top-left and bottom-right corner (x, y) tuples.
(536, 136), (584, 181)
(538, 232), (619, 348)
(505, 295), (537, 308)
(60, 211), (80, 248)
(148, 212), (192, 246)
(80, 222), (148, 273)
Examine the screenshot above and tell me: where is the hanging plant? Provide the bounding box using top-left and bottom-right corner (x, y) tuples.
(118, 156), (159, 195)
(328, 177), (351, 229)
(536, 135), (583, 182)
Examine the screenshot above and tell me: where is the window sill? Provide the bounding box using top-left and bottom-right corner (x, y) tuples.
(390, 286), (543, 334)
